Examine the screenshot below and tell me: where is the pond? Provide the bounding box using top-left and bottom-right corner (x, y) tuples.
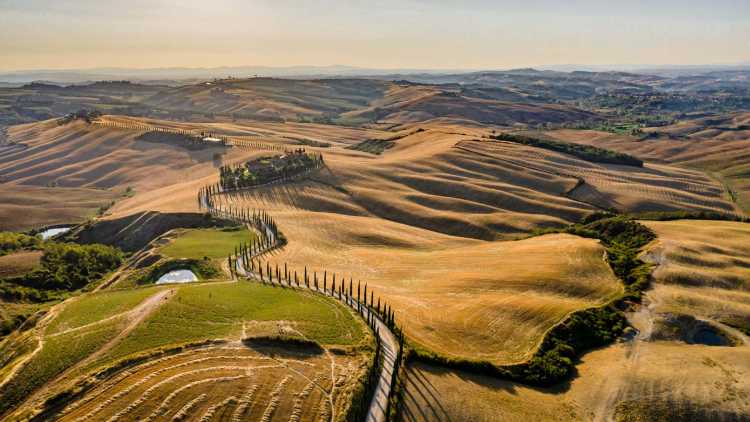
(156, 269), (198, 284)
(40, 227), (71, 240)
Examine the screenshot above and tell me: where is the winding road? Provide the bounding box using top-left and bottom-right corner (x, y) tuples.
(208, 200), (398, 422)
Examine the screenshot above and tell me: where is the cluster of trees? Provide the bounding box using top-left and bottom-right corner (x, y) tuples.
(3, 242), (122, 293)
(492, 133), (644, 167)
(1, 233), (123, 336)
(56, 109), (102, 125)
(629, 210), (749, 223)
(218, 150), (324, 190)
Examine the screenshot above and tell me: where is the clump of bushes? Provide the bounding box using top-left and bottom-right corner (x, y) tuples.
(219, 149), (323, 190)
(0, 233), (123, 338)
(3, 242), (122, 292)
(0, 232), (41, 255)
(629, 210), (749, 223)
(491, 133), (644, 167)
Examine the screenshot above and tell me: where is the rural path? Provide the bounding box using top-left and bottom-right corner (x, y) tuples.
(592, 292), (660, 422)
(5, 289), (174, 420)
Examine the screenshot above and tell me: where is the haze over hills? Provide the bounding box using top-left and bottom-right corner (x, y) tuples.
(1, 68), (750, 422)
(2, 63), (749, 85)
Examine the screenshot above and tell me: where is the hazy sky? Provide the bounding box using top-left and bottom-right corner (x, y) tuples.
(1, 0), (749, 71)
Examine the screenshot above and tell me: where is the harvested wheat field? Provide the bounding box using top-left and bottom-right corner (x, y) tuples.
(0, 184), (118, 231)
(58, 342), (363, 422)
(210, 204), (621, 364)
(95, 115), (743, 364)
(546, 117), (750, 215)
(402, 341), (750, 422)
(641, 220), (750, 341)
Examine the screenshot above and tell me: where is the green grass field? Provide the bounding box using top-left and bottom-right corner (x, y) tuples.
(159, 227), (256, 260)
(0, 317), (125, 416)
(44, 286), (166, 335)
(101, 281), (365, 364)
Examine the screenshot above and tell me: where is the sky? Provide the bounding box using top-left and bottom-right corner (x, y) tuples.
(1, 0), (749, 72)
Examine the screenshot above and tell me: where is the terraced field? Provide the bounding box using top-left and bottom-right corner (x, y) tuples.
(0, 281), (369, 420)
(58, 343), (363, 422)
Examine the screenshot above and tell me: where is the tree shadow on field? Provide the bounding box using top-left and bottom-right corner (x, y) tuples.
(401, 363), (453, 422)
(401, 360), (580, 421)
(241, 336), (324, 358)
(222, 171), (364, 217)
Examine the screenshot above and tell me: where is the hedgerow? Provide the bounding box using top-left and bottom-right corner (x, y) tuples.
(491, 133), (644, 167)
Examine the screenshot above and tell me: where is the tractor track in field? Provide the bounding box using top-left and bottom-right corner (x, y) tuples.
(2, 289), (174, 421)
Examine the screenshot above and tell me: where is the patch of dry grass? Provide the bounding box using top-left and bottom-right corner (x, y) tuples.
(0, 250), (41, 278)
(642, 220), (750, 335)
(402, 342), (750, 422)
(237, 205), (621, 364)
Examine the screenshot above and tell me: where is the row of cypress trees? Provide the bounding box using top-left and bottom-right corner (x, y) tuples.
(92, 119), (292, 149)
(230, 252), (405, 420)
(198, 156), (404, 421)
(226, 235), (406, 421)
(231, 138), (287, 151)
